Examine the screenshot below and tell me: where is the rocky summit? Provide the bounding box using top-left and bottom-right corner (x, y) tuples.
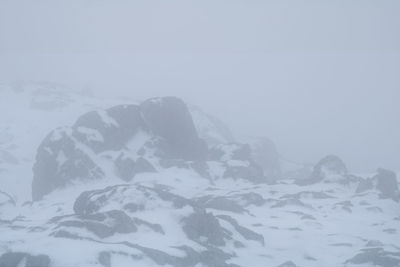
(0, 85), (399, 267)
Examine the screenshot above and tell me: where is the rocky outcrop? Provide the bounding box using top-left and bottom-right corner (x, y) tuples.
(32, 127), (104, 201)
(52, 210), (137, 238)
(297, 155), (347, 185)
(190, 105), (236, 147)
(355, 168), (399, 200)
(248, 137), (281, 181)
(140, 97), (207, 161)
(209, 143), (265, 183)
(345, 247), (400, 267)
(182, 210), (226, 246)
(375, 168), (399, 200)
(32, 97), (207, 200)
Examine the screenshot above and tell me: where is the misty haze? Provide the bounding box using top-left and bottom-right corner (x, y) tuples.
(0, 1), (399, 267)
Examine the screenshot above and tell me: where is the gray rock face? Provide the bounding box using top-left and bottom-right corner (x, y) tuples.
(72, 104), (145, 153)
(346, 247), (400, 267)
(115, 154), (156, 181)
(0, 252), (51, 267)
(248, 137), (281, 181)
(53, 210), (137, 238)
(297, 155), (347, 185)
(32, 127), (104, 201)
(355, 169), (399, 200)
(209, 143), (265, 183)
(216, 215), (265, 245)
(374, 168), (399, 200)
(277, 261), (298, 267)
(190, 105), (236, 147)
(182, 210), (226, 246)
(140, 97), (207, 161)
(355, 178), (374, 194)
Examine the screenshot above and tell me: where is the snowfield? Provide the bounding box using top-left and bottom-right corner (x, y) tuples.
(0, 83), (399, 267)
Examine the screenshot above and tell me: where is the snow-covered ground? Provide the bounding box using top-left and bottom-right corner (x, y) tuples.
(0, 82), (399, 267)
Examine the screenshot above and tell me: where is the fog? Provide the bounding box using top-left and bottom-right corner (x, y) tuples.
(1, 0), (399, 172)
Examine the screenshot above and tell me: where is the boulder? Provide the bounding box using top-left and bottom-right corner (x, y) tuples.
(182, 210), (226, 246)
(248, 137), (281, 181)
(297, 155), (347, 185)
(374, 168), (399, 200)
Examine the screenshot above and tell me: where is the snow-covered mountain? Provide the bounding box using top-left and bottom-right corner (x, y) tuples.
(0, 83), (399, 267)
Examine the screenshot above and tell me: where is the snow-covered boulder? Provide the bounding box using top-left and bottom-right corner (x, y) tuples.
(247, 137), (281, 181)
(297, 155), (348, 185)
(355, 168), (399, 200)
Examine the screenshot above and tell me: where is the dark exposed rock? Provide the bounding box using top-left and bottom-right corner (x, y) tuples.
(55, 210), (137, 238)
(297, 155), (347, 185)
(115, 154), (156, 181)
(355, 178), (374, 194)
(182, 210), (226, 246)
(277, 261), (299, 267)
(217, 215), (265, 245)
(73, 105), (145, 153)
(248, 137), (281, 181)
(190, 105), (236, 147)
(355, 169), (399, 200)
(346, 248), (400, 267)
(120, 242), (239, 267)
(333, 200), (353, 213)
(281, 191), (335, 200)
(133, 217), (164, 234)
(210, 143), (265, 183)
(195, 195), (247, 213)
(232, 192), (266, 207)
(98, 251), (111, 267)
(32, 127), (104, 201)
(0, 252), (51, 267)
(73, 184), (194, 216)
(224, 164), (265, 184)
(366, 240), (384, 247)
(140, 97), (207, 161)
(271, 198), (312, 209)
(374, 168), (399, 200)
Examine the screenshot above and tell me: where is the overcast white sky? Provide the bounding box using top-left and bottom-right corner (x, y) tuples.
(1, 0), (399, 172)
